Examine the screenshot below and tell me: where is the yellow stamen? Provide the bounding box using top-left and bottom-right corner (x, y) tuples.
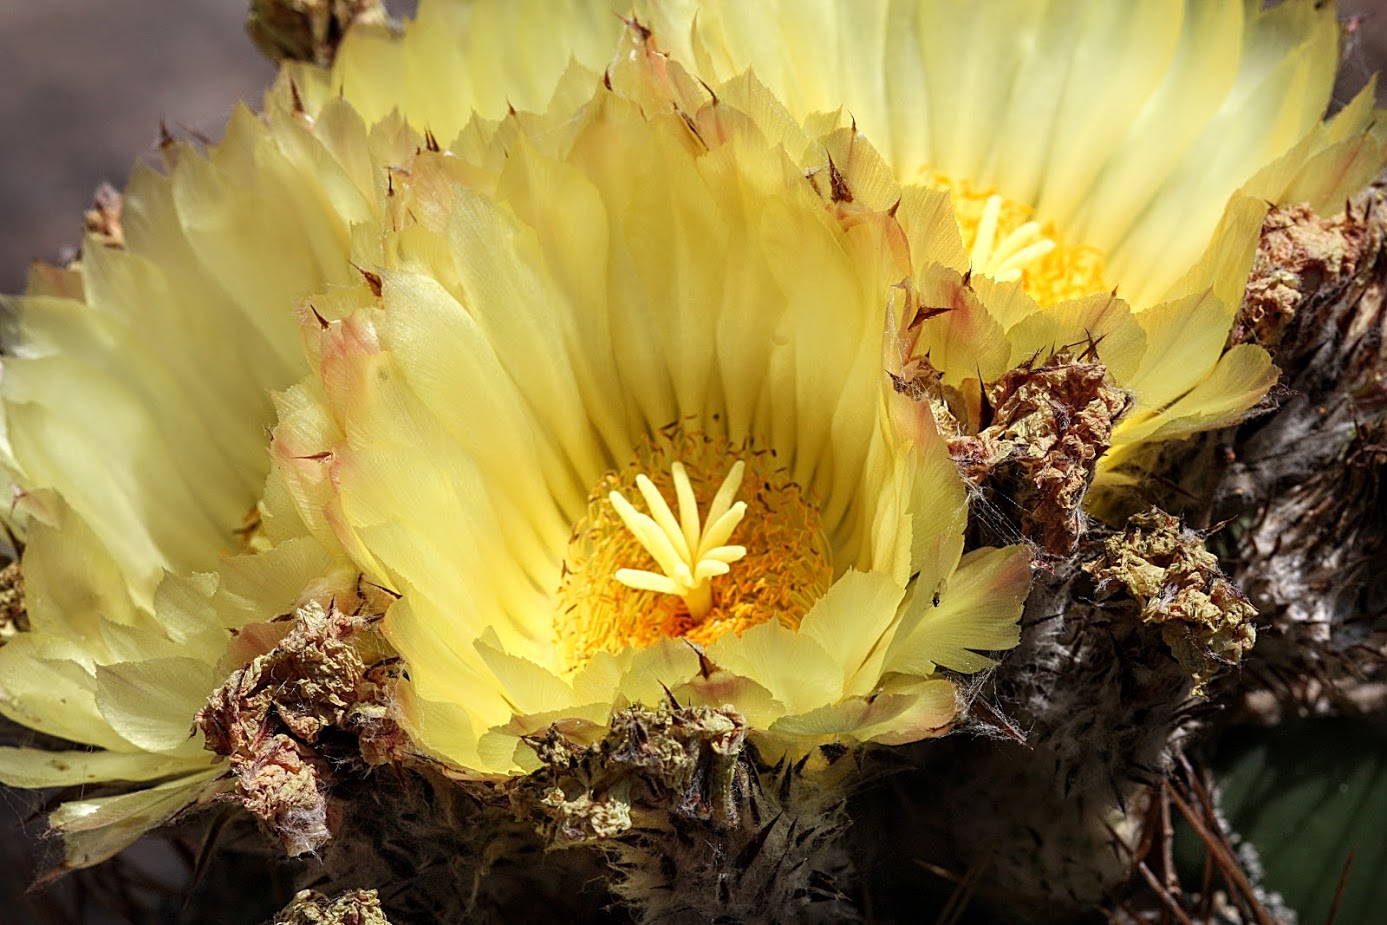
(927, 174), (1109, 306)
(554, 433), (833, 671)
(608, 460), (748, 619)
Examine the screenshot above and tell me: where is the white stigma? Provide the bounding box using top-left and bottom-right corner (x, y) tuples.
(969, 194), (1057, 283)
(608, 460), (748, 620)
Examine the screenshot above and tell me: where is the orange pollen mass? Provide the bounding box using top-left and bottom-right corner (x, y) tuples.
(554, 434), (833, 672)
(926, 172), (1110, 307)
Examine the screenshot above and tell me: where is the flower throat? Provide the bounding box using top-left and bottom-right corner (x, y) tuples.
(926, 172), (1110, 306)
(554, 433), (832, 672)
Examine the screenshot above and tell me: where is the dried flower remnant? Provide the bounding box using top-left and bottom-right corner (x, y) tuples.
(247, 0), (391, 66)
(1086, 510), (1257, 695)
(0, 562), (27, 642)
(517, 703), (746, 846)
(274, 888), (393, 925)
(234, 733), (333, 857)
(1235, 202), (1374, 346)
(195, 599), (399, 854)
(944, 354), (1132, 555)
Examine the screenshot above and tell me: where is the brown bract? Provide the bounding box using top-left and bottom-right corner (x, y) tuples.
(1085, 510), (1257, 695)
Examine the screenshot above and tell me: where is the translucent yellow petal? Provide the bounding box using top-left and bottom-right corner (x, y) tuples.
(1107, 1), (1341, 306)
(608, 639), (704, 712)
(1242, 82), (1387, 212)
(49, 770), (224, 870)
(1068, 0), (1245, 253)
(0, 748), (212, 789)
(94, 658), (216, 755)
(381, 595), (512, 724)
(1004, 290), (1146, 384)
(15, 490), (141, 640)
(1110, 343), (1277, 452)
(0, 637), (128, 750)
(1156, 194), (1267, 314)
(897, 185), (968, 274)
(969, 275), (1043, 333)
(304, 0), (625, 140)
(769, 692), (919, 740)
(98, 618), (211, 667)
(768, 676), (958, 745)
(475, 630), (578, 718)
(1027, 0), (1183, 230)
(908, 265), (1011, 387)
(894, 426), (967, 600)
(392, 680), (487, 775)
(675, 669), (781, 732)
(707, 620), (844, 716)
(885, 545), (1031, 675)
(1123, 290), (1235, 415)
(863, 678), (960, 746)
(797, 570), (906, 699)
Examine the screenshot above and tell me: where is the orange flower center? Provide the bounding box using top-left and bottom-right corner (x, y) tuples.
(554, 434), (832, 671)
(928, 172), (1110, 307)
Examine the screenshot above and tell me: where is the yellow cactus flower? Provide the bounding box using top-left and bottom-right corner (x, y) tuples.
(0, 8), (1032, 867)
(294, 0), (1384, 312)
(649, 0), (1384, 308)
(0, 78), (416, 868)
(284, 0), (1387, 508)
(636, 0), (1387, 481)
(269, 43), (1031, 776)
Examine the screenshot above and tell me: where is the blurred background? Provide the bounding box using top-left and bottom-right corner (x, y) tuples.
(0, 0), (415, 295)
(0, 0), (1384, 295)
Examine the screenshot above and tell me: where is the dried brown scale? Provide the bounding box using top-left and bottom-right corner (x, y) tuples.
(0, 560), (27, 641)
(1234, 202), (1371, 347)
(236, 733), (333, 859)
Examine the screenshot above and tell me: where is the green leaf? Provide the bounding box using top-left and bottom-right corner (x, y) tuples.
(1182, 719), (1387, 925)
